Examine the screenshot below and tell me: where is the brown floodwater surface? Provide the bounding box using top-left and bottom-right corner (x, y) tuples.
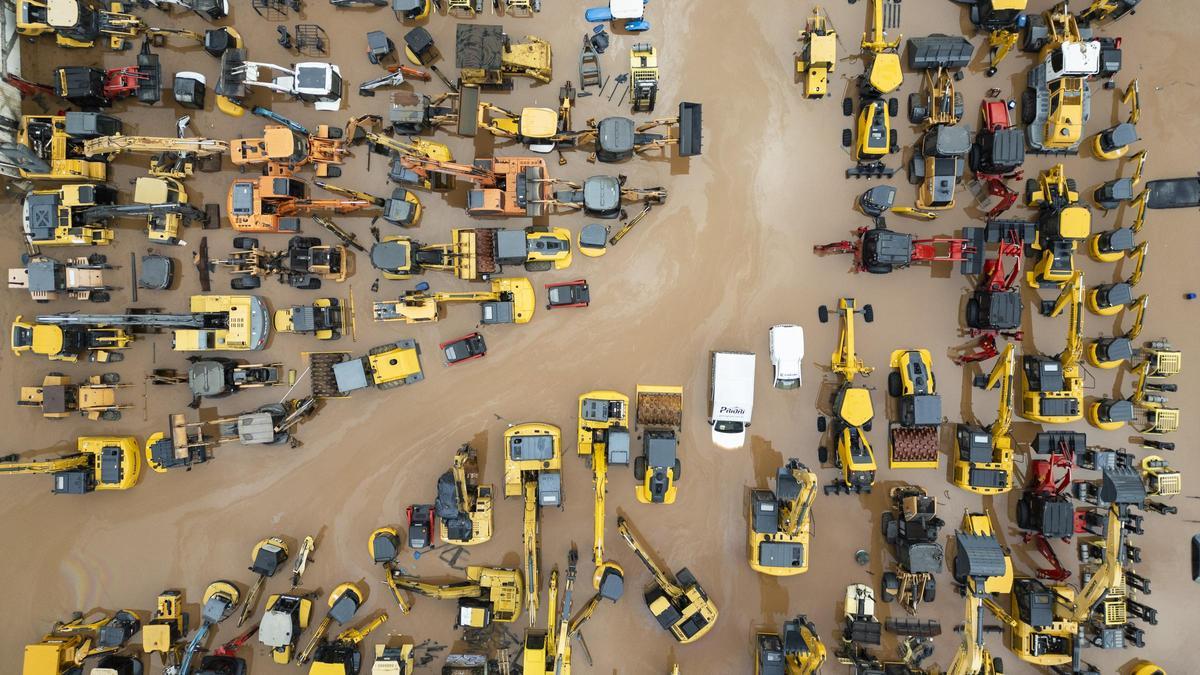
(2, 0), (1198, 673)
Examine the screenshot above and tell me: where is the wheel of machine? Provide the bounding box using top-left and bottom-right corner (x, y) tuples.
(888, 371), (902, 397)
(106, 353), (125, 362)
(842, 129), (852, 148)
(965, 298), (981, 328)
(863, 304), (874, 323)
(843, 97), (853, 116)
(881, 512), (896, 543)
(908, 157), (921, 185)
(986, 66), (998, 77)
(326, 166), (342, 178)
(888, 97), (898, 118)
(863, 419), (872, 432)
(881, 571), (899, 602)
(889, 129), (899, 154)
(817, 415), (827, 432)
(953, 92), (964, 121)
(908, 93), (925, 124)
(818, 446), (829, 464)
(1022, 14), (1046, 52)
(90, 291), (111, 303)
(1024, 177), (1039, 205)
(525, 260), (553, 272)
(1016, 496), (1031, 530)
(233, 236), (259, 250)
(1066, 178), (1078, 194)
(299, 277), (322, 290)
(993, 657), (1004, 674)
(633, 455), (647, 481)
(102, 373), (121, 384)
(923, 576), (936, 603)
(818, 304), (829, 323)
(1021, 89), (1037, 126)
(231, 276), (261, 290)
(673, 459), (682, 479)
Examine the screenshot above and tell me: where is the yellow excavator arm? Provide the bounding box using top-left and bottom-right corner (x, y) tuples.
(832, 300), (873, 382)
(336, 613), (389, 644)
(524, 477), (542, 625)
(82, 136), (228, 158)
(1054, 272), (1085, 371)
(453, 447), (476, 512)
(781, 464), (817, 538)
(1127, 242), (1148, 287)
(861, 0), (900, 52)
(985, 344), (1016, 439)
(0, 453), (90, 475)
(390, 576), (483, 600)
(1071, 502), (1126, 622)
(617, 517), (684, 597)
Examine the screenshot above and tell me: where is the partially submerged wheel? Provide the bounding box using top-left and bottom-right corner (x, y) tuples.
(863, 304), (874, 323)
(923, 576), (937, 603)
(817, 415), (827, 432)
(818, 305), (829, 323)
(888, 371), (902, 397)
(1021, 89), (1037, 126)
(633, 455), (647, 481)
(233, 236), (259, 250)
(842, 129), (852, 148)
(889, 129), (898, 154)
(818, 446), (829, 464)
(231, 276), (261, 290)
(888, 97), (898, 118)
(843, 97), (853, 116)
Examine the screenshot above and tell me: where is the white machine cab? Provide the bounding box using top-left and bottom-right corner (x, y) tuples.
(769, 324), (805, 389)
(709, 350), (756, 449)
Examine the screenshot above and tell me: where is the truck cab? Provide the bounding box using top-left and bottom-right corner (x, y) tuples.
(769, 325), (804, 389)
(709, 351), (756, 449)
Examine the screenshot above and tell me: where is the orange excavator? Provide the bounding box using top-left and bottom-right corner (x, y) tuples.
(391, 154), (553, 218)
(230, 124), (349, 178)
(227, 169), (378, 233)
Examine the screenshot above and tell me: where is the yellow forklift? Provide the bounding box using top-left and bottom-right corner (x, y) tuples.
(436, 444), (494, 546)
(748, 458), (816, 576)
(796, 8), (836, 99)
(373, 278), (535, 325)
(18, 372), (128, 421)
(755, 615), (826, 675)
(504, 422), (562, 623)
(633, 385), (684, 504)
(953, 343), (1016, 495)
(845, 0), (901, 178)
(390, 566), (522, 628)
(1020, 272), (1085, 424)
(617, 515), (718, 643)
(1026, 164), (1091, 288)
(0, 435), (141, 494)
(577, 390), (629, 602)
(817, 298), (877, 494)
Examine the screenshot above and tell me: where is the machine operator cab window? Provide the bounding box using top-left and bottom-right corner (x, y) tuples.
(230, 182), (256, 217)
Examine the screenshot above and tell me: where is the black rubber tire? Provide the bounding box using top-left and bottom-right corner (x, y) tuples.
(842, 128), (852, 148)
(325, 166), (342, 178)
(1025, 178), (1039, 205)
(818, 446), (829, 464)
(673, 459), (682, 479)
(299, 277), (322, 290)
(993, 658), (1004, 674)
(908, 157), (922, 185)
(1021, 89), (1037, 126)
(953, 92), (965, 121)
(843, 97), (853, 117)
(923, 577), (937, 603)
(87, 253), (107, 265)
(888, 371), (902, 398)
(863, 304), (874, 323)
(231, 276), (261, 290)
(101, 373), (121, 384)
(863, 419), (873, 432)
(965, 298), (981, 328)
(525, 260), (553, 272)
(888, 97), (899, 117)
(233, 236), (259, 250)
(818, 305), (829, 323)
(889, 129), (899, 154)
(90, 291), (111, 303)
(817, 415), (827, 432)
(881, 571), (899, 602)
(881, 512), (895, 542)
(633, 455), (647, 481)
(908, 93), (924, 124)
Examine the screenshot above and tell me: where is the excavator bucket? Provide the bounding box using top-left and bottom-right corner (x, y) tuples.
(906, 36), (975, 70)
(456, 85), (480, 137)
(1100, 466), (1147, 506)
(678, 102), (702, 157)
(216, 48), (248, 100)
(954, 533), (1006, 582)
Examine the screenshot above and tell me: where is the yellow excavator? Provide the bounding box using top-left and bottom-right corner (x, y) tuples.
(577, 390), (629, 602)
(142, 590), (187, 670)
(505, 422), (563, 624)
(390, 566), (523, 628)
(0, 435), (141, 494)
(297, 583), (368, 666)
(522, 549), (578, 675)
(947, 512), (1013, 675)
(307, 613), (389, 675)
(817, 298), (877, 494)
(82, 132), (228, 180)
(953, 343), (1015, 495)
(1026, 165), (1091, 288)
(617, 515), (718, 643)
(755, 615), (826, 675)
(1087, 293), (1147, 369)
(749, 458), (817, 576)
(1020, 271), (1085, 424)
(437, 444), (494, 546)
(372, 277), (535, 325)
(22, 610), (142, 675)
(982, 466), (1146, 673)
(14, 112), (121, 181)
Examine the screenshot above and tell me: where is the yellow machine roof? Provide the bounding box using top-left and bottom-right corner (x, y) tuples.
(493, 277), (536, 324)
(48, 0), (80, 27)
(839, 388), (874, 427)
(308, 663), (349, 675)
(519, 108), (559, 139)
(1060, 206), (1091, 240)
(368, 347), (422, 382)
(810, 34), (837, 66)
(134, 176), (174, 204)
(31, 325), (64, 355)
(868, 53), (903, 95)
(23, 642), (70, 675)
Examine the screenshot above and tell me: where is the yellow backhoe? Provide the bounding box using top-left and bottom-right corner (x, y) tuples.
(1020, 271), (1085, 424)
(82, 133), (228, 180)
(617, 515), (718, 643)
(0, 435), (141, 494)
(372, 278), (535, 325)
(504, 422), (563, 624)
(953, 343), (1015, 495)
(390, 566), (522, 628)
(437, 444), (494, 546)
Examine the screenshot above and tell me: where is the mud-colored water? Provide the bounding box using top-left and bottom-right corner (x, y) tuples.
(2, 0), (1198, 672)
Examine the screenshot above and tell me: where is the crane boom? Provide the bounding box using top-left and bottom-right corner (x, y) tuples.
(36, 311), (227, 330)
(524, 477), (541, 625)
(389, 577), (482, 599)
(77, 202), (208, 224)
(83, 136), (228, 157)
(0, 454), (90, 474)
(617, 517), (684, 597)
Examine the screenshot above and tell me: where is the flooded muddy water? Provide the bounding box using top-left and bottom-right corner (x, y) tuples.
(2, 0), (1198, 672)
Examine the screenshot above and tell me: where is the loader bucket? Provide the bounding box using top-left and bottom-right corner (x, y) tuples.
(457, 84), (480, 137)
(954, 532), (1006, 581)
(678, 102), (702, 157)
(906, 36), (974, 70)
(216, 48), (248, 99)
(959, 226), (986, 276)
(1100, 466), (1147, 506)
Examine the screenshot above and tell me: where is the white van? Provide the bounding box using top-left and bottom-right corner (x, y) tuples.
(709, 351), (756, 449)
(769, 324), (805, 389)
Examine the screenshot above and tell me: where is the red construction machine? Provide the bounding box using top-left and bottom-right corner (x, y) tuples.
(970, 100), (1026, 220)
(813, 222), (977, 275)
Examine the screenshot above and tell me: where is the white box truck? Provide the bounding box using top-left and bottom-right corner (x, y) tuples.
(709, 351), (756, 449)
